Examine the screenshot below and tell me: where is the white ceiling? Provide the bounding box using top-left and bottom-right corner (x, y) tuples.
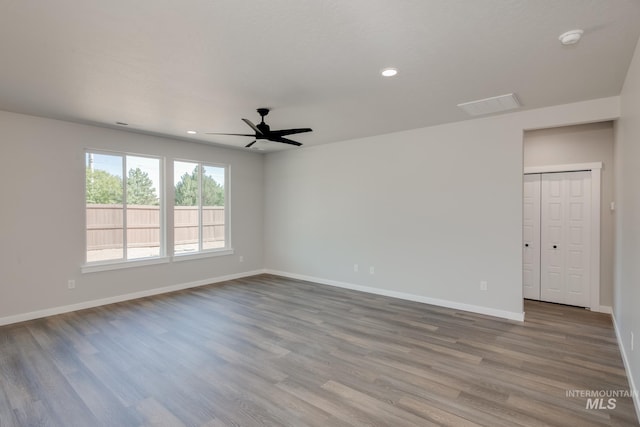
(1, 0), (639, 151)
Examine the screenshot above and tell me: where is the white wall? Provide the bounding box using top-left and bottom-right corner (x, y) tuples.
(264, 97), (619, 320)
(524, 121), (615, 307)
(614, 36), (640, 416)
(0, 111), (264, 322)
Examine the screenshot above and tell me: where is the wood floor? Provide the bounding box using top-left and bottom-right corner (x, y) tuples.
(0, 274), (637, 426)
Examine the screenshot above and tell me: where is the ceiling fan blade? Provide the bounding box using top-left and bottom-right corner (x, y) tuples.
(270, 128), (312, 137)
(204, 132), (255, 136)
(242, 118), (263, 135)
(245, 140), (257, 148)
(272, 136), (302, 147)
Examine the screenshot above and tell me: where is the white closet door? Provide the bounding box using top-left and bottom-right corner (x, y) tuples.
(523, 174), (541, 300)
(540, 171), (591, 307)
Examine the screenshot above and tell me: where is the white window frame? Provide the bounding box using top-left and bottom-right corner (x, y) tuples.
(82, 149), (168, 273)
(172, 159), (232, 261)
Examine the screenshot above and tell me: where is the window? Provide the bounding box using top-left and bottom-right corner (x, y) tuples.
(85, 151), (163, 264)
(174, 161), (227, 255)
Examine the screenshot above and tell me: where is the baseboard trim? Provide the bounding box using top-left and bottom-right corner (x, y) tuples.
(595, 305), (612, 314)
(0, 269), (528, 325)
(0, 270), (266, 327)
(612, 312), (640, 423)
(264, 270), (525, 322)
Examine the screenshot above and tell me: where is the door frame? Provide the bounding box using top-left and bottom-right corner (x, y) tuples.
(524, 162), (602, 312)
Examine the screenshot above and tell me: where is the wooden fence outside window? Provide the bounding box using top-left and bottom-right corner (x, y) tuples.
(86, 204), (225, 250)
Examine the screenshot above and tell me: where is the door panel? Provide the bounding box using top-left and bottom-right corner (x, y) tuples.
(541, 173), (564, 302)
(564, 172), (590, 307)
(540, 171), (591, 307)
(523, 175), (541, 299)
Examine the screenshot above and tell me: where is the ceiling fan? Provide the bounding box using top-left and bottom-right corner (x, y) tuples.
(206, 108), (312, 148)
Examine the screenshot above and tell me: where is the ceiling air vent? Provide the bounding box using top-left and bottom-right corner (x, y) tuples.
(457, 93), (520, 116)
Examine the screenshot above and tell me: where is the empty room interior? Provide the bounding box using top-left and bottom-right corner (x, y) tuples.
(1, 1), (640, 426)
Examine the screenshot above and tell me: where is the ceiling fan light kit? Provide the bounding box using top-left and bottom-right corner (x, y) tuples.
(206, 108), (312, 148)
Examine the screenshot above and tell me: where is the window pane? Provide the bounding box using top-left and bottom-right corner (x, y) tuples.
(202, 165), (225, 250)
(126, 156), (161, 260)
(174, 161), (199, 254)
(86, 153), (124, 262)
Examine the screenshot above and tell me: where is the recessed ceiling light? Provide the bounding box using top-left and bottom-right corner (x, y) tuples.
(381, 68), (398, 77)
(187, 130), (197, 134)
(559, 29), (583, 45)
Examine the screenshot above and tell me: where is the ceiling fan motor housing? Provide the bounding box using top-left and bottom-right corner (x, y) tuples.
(256, 122), (270, 136)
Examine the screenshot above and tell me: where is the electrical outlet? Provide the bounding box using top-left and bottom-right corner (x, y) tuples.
(239, 255), (244, 263)
(480, 281), (488, 291)
(369, 266), (375, 275)
(68, 280), (76, 289)
(353, 264), (359, 272)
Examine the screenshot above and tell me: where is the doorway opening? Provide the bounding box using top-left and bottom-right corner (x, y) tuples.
(523, 122), (614, 312)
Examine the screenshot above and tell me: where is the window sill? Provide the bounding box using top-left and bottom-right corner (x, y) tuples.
(81, 256), (171, 274)
(172, 248), (234, 262)
(81, 248), (234, 273)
